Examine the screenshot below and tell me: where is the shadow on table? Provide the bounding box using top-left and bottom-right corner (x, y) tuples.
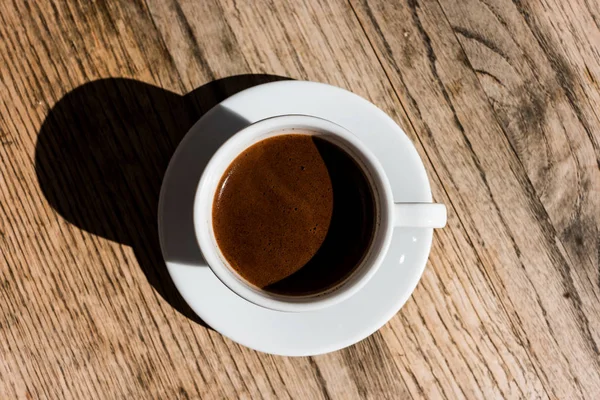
(34, 74), (289, 327)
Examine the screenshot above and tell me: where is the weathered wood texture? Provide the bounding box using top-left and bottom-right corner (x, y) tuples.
(0, 0), (597, 398)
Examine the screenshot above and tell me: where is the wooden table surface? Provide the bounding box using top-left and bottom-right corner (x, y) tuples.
(1, 0), (599, 398)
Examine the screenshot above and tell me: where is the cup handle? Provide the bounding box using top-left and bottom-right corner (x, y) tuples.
(393, 203), (447, 228)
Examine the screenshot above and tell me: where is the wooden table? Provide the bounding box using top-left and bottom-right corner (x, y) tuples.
(1, 0), (598, 398)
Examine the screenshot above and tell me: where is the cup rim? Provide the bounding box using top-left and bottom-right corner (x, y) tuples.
(193, 114), (396, 312)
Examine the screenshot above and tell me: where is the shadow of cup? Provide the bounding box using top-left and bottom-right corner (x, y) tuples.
(35, 74), (289, 326)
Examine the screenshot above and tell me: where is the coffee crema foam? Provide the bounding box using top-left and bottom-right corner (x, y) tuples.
(212, 134), (375, 295)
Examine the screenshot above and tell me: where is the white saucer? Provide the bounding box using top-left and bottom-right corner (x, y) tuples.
(158, 81), (433, 356)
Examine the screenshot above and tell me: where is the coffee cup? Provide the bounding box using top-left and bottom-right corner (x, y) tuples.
(193, 115), (446, 312)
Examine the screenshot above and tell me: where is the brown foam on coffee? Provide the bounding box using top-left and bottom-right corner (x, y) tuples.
(212, 134), (334, 289)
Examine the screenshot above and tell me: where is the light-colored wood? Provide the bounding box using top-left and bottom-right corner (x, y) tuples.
(0, 0), (597, 398)
(350, 0), (600, 398)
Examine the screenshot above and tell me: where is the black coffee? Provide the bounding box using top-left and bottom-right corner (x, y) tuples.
(212, 134), (375, 295)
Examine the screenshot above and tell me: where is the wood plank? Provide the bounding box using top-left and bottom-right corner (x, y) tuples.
(351, 0), (600, 398)
(439, 1), (600, 359)
(1, 0), (596, 397)
(439, 0), (600, 329)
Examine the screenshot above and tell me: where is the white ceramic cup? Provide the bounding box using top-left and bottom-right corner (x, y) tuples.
(193, 115), (446, 312)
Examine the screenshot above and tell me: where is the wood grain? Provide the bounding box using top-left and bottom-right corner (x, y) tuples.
(351, 0), (600, 398)
(0, 0), (598, 398)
